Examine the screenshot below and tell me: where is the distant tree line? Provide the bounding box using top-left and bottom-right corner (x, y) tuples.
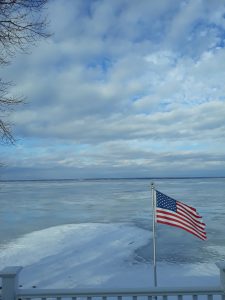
(0, 0), (50, 145)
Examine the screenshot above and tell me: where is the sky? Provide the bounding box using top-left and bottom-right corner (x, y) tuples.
(1, 0), (225, 180)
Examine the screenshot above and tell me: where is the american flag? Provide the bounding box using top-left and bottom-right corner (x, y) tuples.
(156, 190), (207, 240)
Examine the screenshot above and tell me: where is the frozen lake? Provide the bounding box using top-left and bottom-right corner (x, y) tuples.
(0, 178), (225, 287)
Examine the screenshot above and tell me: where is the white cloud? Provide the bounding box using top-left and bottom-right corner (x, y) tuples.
(1, 0), (225, 179)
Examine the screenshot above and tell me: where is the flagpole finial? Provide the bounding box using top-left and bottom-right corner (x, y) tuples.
(151, 182), (155, 189)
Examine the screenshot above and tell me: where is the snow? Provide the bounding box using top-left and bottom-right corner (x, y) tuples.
(0, 223), (220, 289)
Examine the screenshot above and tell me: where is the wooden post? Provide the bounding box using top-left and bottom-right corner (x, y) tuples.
(216, 262), (225, 290)
(0, 266), (22, 300)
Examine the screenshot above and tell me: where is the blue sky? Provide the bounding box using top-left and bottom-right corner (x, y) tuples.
(1, 0), (225, 180)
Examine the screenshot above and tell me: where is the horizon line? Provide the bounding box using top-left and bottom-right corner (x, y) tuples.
(1, 176), (225, 182)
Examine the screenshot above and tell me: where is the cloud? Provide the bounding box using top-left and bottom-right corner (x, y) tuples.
(10, 100), (225, 146)
(2, 142), (225, 180)
(1, 0), (225, 179)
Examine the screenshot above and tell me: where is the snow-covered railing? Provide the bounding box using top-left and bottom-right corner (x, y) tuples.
(0, 263), (225, 300)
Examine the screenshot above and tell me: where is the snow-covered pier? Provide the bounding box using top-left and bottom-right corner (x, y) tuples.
(1, 263), (225, 300)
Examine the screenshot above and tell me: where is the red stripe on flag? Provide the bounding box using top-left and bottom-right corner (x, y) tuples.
(177, 203), (201, 219)
(176, 208), (205, 227)
(156, 209), (205, 231)
(157, 220), (207, 240)
(177, 201), (196, 212)
(156, 213), (206, 235)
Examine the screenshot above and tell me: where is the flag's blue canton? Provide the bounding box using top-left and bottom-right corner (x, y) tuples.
(156, 190), (177, 212)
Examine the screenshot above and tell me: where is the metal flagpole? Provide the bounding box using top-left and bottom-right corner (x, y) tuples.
(151, 182), (157, 287)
